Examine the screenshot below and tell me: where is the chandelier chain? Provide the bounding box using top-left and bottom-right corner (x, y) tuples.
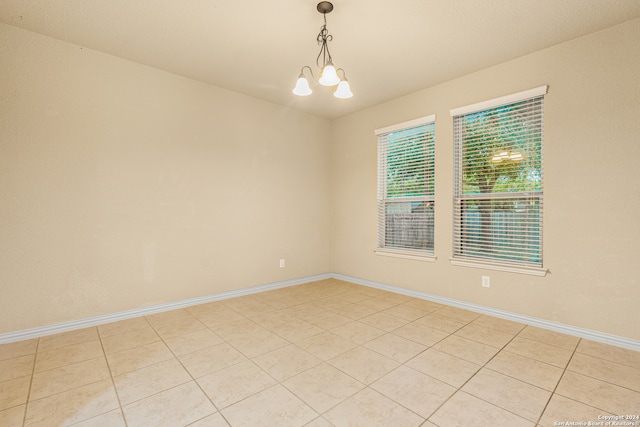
(315, 14), (334, 69)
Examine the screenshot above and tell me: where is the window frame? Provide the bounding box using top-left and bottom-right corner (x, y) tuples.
(450, 86), (548, 276)
(375, 115), (437, 262)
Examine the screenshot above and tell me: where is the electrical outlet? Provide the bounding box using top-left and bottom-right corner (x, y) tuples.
(279, 259), (285, 268)
(482, 276), (490, 288)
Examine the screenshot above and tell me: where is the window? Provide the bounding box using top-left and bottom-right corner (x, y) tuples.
(450, 86), (547, 275)
(375, 115), (436, 260)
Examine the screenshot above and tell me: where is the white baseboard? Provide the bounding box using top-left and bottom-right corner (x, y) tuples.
(2, 271), (639, 353)
(0, 273), (332, 344)
(332, 273), (640, 352)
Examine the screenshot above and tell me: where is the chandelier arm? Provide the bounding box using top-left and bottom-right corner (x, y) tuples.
(299, 65), (316, 81)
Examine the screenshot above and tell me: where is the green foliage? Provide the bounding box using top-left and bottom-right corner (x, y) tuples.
(385, 123), (435, 198)
(462, 101), (542, 195)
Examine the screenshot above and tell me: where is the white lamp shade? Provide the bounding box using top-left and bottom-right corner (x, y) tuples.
(333, 80), (353, 99)
(319, 64), (340, 86)
(292, 76), (312, 96)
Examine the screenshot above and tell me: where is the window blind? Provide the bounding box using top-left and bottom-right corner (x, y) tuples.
(452, 88), (546, 268)
(376, 116), (435, 255)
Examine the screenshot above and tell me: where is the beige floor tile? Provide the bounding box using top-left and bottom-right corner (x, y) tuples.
(334, 303), (379, 320)
(303, 416), (334, 427)
(503, 336), (573, 368)
(400, 298), (444, 313)
(518, 326), (580, 351)
(576, 339), (640, 369)
(471, 315), (525, 335)
(193, 307), (247, 328)
(221, 384), (317, 427)
(405, 348), (480, 388)
(336, 290), (374, 303)
(187, 412), (230, 427)
(0, 339), (38, 361)
(312, 296), (351, 311)
(392, 321), (450, 347)
(34, 340), (103, 373)
(415, 313), (467, 333)
(253, 344), (322, 381)
(30, 356), (110, 401)
(10, 281), (640, 427)
(359, 312), (409, 332)
(364, 333), (427, 362)
(248, 311), (298, 329)
(381, 304), (427, 321)
(568, 352), (640, 392)
(454, 324), (515, 348)
(0, 405), (25, 427)
(328, 346), (399, 385)
(373, 291), (411, 304)
(430, 391), (533, 427)
(71, 409), (126, 427)
(197, 360), (276, 409)
(296, 331), (358, 361)
(555, 370), (640, 414)
(433, 334), (500, 365)
(122, 381), (216, 427)
(0, 354), (34, 382)
(113, 358), (191, 405)
(284, 363), (365, 413)
(100, 326), (160, 355)
(25, 379), (119, 427)
(225, 329), (289, 358)
(0, 375), (30, 411)
(434, 306), (480, 323)
(462, 368), (551, 422)
(106, 341), (174, 376)
(211, 318), (268, 341)
(178, 342), (246, 378)
(486, 350), (564, 391)
(371, 365), (455, 418)
(304, 311), (352, 330)
(163, 328), (224, 356)
(146, 310), (206, 340)
(324, 387), (424, 427)
(221, 299), (275, 316)
(282, 303), (327, 318)
(331, 321), (385, 345)
(185, 300), (227, 318)
(355, 297), (399, 311)
(97, 317), (150, 338)
(538, 394), (614, 427)
(269, 320), (325, 342)
(38, 327), (99, 352)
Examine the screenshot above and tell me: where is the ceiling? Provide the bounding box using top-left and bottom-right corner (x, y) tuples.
(1, 1), (639, 119)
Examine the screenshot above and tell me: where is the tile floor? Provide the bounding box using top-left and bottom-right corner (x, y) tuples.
(1, 279), (639, 427)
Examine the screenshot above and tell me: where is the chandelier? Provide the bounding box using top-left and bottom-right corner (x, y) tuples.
(292, 1), (353, 99)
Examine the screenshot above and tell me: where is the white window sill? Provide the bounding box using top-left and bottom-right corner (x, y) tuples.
(375, 249), (436, 262)
(450, 258), (548, 276)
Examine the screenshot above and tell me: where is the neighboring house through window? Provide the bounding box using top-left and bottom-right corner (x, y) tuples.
(375, 115), (436, 261)
(450, 86), (548, 275)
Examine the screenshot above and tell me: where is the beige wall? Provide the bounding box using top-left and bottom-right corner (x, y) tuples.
(0, 24), (331, 334)
(330, 18), (640, 341)
(2, 18), (640, 343)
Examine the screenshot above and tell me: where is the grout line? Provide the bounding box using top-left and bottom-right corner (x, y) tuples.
(20, 338), (40, 427)
(96, 326), (129, 427)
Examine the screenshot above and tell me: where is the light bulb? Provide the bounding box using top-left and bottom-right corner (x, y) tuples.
(292, 76), (312, 96)
(333, 80), (353, 99)
(509, 152), (523, 161)
(319, 64), (339, 86)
